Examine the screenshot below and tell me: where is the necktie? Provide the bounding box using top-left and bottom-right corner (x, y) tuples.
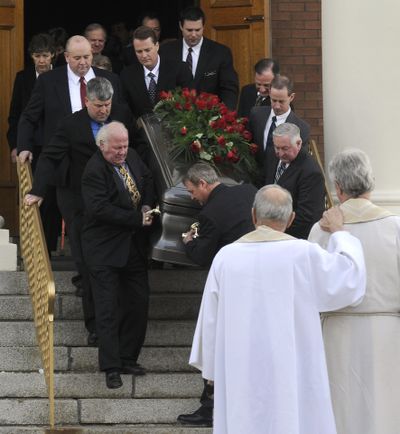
(148, 72), (157, 105)
(118, 165), (141, 207)
(79, 76), (87, 109)
(274, 161), (287, 183)
(186, 47), (193, 76)
(266, 115), (277, 149)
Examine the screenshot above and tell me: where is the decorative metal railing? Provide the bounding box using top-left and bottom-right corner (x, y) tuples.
(17, 160), (56, 429)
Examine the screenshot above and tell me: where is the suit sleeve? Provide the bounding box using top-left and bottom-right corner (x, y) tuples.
(286, 167), (325, 239)
(217, 46), (239, 110)
(184, 214), (220, 266)
(7, 72), (24, 150)
(82, 162), (144, 229)
(17, 77), (45, 153)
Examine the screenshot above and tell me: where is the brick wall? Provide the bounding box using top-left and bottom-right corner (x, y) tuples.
(271, 0), (323, 154)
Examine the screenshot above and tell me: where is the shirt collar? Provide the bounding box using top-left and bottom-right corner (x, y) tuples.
(272, 107), (291, 121)
(183, 38), (203, 55)
(67, 64), (95, 84)
(144, 56), (160, 77)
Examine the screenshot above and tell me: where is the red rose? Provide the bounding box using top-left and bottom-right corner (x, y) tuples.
(175, 102), (183, 110)
(181, 126), (187, 135)
(217, 135), (226, 146)
(182, 88), (191, 99)
(184, 102), (192, 110)
(190, 140), (202, 153)
(242, 130), (252, 141)
(219, 104), (228, 115)
(159, 90), (172, 100)
(226, 150), (239, 162)
(213, 154), (223, 163)
(249, 143), (258, 154)
(224, 125), (234, 133)
(195, 99), (207, 110)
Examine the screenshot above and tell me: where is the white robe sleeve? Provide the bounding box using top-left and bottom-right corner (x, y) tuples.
(309, 231), (366, 312)
(189, 261), (220, 381)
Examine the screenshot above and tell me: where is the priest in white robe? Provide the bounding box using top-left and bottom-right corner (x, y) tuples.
(308, 148), (400, 434)
(189, 184), (366, 434)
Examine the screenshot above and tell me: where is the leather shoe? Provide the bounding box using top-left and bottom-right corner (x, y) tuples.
(87, 332), (98, 347)
(105, 371), (122, 389)
(120, 363), (146, 376)
(177, 405), (213, 427)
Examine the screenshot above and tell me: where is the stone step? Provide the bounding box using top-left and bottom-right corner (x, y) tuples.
(0, 398), (201, 425)
(0, 372), (203, 398)
(0, 346), (196, 373)
(0, 269), (207, 295)
(0, 425), (212, 433)
(0, 320), (195, 347)
(0, 293), (202, 321)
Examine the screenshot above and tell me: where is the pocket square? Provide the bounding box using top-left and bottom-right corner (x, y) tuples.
(204, 70), (217, 77)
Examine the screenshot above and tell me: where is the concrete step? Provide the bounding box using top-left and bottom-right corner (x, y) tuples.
(0, 293), (202, 321)
(0, 425), (212, 433)
(0, 346), (196, 373)
(0, 269), (207, 295)
(0, 372), (203, 398)
(0, 398), (201, 425)
(0, 320), (195, 347)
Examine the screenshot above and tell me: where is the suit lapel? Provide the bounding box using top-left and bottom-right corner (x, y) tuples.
(54, 67), (72, 113)
(194, 39), (211, 82)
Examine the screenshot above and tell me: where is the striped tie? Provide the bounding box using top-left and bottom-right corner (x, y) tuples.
(186, 47), (193, 76)
(274, 161), (287, 183)
(118, 165), (141, 207)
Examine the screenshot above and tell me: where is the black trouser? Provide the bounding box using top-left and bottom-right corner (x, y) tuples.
(88, 239), (150, 371)
(57, 188), (96, 333)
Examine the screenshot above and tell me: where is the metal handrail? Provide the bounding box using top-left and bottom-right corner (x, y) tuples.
(309, 139), (334, 209)
(17, 160), (56, 429)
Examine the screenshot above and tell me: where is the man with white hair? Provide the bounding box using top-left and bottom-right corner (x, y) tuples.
(308, 149), (400, 434)
(190, 184), (366, 434)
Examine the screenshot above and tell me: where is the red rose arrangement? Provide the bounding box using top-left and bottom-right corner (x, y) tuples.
(154, 88), (259, 181)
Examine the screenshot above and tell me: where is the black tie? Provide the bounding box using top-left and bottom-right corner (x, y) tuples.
(186, 47), (193, 76)
(148, 72), (157, 105)
(274, 161), (287, 183)
(266, 116), (277, 149)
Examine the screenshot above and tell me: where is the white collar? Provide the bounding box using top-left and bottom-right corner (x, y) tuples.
(67, 64), (95, 84)
(144, 56), (160, 76)
(272, 107), (291, 121)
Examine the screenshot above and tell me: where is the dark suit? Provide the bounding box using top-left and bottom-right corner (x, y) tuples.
(29, 104), (138, 334)
(265, 148), (325, 239)
(7, 65), (37, 152)
(81, 148), (154, 371)
(237, 84), (271, 118)
(160, 38), (239, 110)
(120, 56), (192, 119)
(185, 183), (257, 267)
(16, 65), (122, 253)
(248, 106), (311, 185)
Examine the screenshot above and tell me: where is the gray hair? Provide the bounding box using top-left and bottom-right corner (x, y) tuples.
(96, 121), (127, 147)
(84, 23), (107, 39)
(87, 77), (114, 101)
(272, 123), (301, 146)
(183, 162), (219, 185)
(328, 148), (375, 197)
(253, 185), (293, 223)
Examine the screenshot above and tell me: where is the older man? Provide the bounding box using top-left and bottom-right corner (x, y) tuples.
(24, 77), (141, 344)
(81, 121), (155, 389)
(190, 184), (366, 434)
(265, 122), (325, 239)
(120, 26), (192, 119)
(178, 162), (257, 426)
(308, 149), (400, 434)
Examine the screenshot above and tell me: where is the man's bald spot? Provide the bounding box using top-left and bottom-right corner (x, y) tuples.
(65, 35), (92, 52)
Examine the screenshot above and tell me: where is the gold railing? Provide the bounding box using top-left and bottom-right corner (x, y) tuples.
(17, 160), (56, 429)
(309, 139), (334, 209)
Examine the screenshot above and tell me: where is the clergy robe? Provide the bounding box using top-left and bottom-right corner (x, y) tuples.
(190, 225), (366, 434)
(308, 198), (400, 434)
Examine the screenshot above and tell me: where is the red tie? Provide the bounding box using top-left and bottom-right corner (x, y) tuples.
(79, 76), (87, 108)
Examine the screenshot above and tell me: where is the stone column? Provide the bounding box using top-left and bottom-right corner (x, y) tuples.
(321, 0), (400, 212)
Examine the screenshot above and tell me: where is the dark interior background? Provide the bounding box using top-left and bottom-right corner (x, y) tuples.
(24, 0), (195, 54)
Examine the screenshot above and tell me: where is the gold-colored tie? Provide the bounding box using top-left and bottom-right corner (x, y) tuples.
(118, 165), (141, 207)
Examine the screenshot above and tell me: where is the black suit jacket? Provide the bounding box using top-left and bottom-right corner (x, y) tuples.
(7, 65), (37, 150)
(30, 103), (137, 199)
(81, 148), (154, 267)
(160, 38), (239, 110)
(17, 66), (123, 153)
(120, 56), (192, 119)
(265, 148), (325, 239)
(237, 84), (271, 118)
(184, 183), (257, 266)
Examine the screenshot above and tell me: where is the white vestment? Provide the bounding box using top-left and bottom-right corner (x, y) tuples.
(190, 225), (366, 434)
(309, 198), (400, 434)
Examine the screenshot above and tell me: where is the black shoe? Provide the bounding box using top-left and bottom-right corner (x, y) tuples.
(87, 332), (98, 347)
(105, 371), (122, 389)
(120, 363), (146, 376)
(177, 406), (213, 427)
